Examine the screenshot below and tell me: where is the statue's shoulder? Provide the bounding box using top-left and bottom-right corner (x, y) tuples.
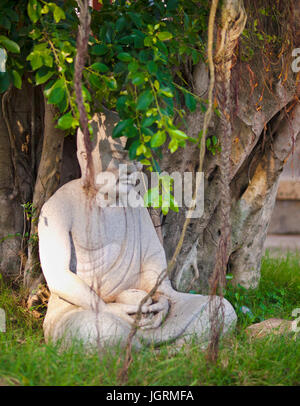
(40, 179), (82, 218)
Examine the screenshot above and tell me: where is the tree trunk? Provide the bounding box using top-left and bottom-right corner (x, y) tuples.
(0, 82), (43, 279)
(24, 101), (65, 290)
(0, 82), (78, 290)
(162, 58), (300, 292)
(0, 92), (23, 278)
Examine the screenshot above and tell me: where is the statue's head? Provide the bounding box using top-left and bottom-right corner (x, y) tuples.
(77, 111), (142, 205)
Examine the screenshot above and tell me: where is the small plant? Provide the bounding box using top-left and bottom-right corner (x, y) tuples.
(206, 135), (221, 156)
(21, 202), (37, 222)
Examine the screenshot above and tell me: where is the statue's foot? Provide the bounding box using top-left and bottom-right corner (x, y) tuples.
(179, 295), (237, 344)
(136, 293), (237, 347)
(48, 309), (143, 350)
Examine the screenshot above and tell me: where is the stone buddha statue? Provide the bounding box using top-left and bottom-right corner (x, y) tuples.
(38, 111), (237, 349)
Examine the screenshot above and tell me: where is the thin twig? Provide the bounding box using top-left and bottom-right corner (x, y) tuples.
(74, 0), (95, 193)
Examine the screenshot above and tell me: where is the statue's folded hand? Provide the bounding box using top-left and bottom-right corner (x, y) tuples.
(139, 296), (170, 330)
(105, 302), (150, 325)
(104, 295), (169, 330)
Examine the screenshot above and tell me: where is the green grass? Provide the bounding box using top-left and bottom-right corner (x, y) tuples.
(0, 252), (299, 386)
(225, 251), (300, 328)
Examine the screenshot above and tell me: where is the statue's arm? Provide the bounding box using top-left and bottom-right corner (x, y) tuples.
(38, 199), (105, 312)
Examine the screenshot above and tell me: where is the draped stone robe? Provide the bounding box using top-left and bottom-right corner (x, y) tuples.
(39, 179), (237, 349)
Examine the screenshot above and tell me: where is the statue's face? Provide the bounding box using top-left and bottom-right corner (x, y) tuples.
(77, 113), (142, 205)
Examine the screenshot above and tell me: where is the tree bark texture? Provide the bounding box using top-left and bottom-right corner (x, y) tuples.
(162, 56), (300, 291)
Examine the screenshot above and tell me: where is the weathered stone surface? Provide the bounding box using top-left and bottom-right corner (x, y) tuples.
(246, 318), (293, 339)
(38, 113), (237, 350)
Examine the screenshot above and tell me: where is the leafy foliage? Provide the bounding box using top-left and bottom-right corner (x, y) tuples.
(0, 0), (209, 167)
(0, 0), (211, 213)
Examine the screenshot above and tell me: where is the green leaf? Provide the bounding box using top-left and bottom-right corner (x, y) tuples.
(90, 44), (109, 56)
(35, 67), (55, 85)
(138, 49), (152, 63)
(212, 135), (218, 146)
(136, 144), (147, 155)
(157, 31), (173, 41)
(116, 95), (127, 111)
(169, 129), (188, 140)
(191, 49), (200, 65)
(161, 206), (169, 215)
(104, 76), (117, 90)
(128, 61), (139, 73)
(47, 79), (66, 104)
(140, 159), (151, 166)
(184, 92), (197, 112)
(116, 17), (126, 32)
(57, 112), (77, 130)
(53, 5), (65, 23)
(168, 138), (178, 153)
(114, 62), (127, 74)
(136, 90), (153, 111)
(141, 116), (157, 128)
(43, 54), (53, 68)
(146, 61), (157, 74)
(126, 124), (138, 139)
(142, 127), (154, 138)
(131, 72), (145, 86)
(0, 72), (10, 93)
(0, 36), (20, 54)
(150, 131), (166, 148)
(128, 139), (140, 160)
(128, 12), (142, 28)
(89, 73), (102, 89)
(82, 85), (92, 102)
(27, 52), (43, 70)
(169, 194), (179, 212)
(117, 53), (132, 62)
(12, 70), (22, 89)
(41, 4), (50, 14)
(90, 62), (109, 73)
(48, 87), (65, 104)
(56, 92), (68, 114)
(144, 187), (160, 208)
(144, 37), (152, 47)
(113, 118), (134, 138)
(132, 30), (146, 49)
(159, 87), (173, 98)
(27, 0), (42, 23)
